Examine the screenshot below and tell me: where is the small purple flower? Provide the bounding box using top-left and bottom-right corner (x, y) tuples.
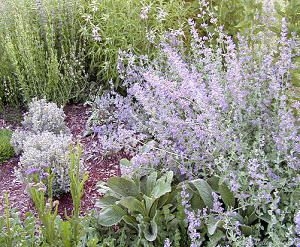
(25, 167), (40, 175)
(163, 238), (172, 247)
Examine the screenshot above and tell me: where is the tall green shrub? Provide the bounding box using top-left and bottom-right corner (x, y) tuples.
(0, 0), (90, 107)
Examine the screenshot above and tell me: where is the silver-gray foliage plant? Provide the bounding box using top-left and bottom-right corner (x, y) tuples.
(11, 98), (76, 196)
(16, 132), (73, 196)
(22, 98), (69, 134)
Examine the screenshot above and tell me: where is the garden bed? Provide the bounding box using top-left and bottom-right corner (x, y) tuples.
(0, 104), (123, 217)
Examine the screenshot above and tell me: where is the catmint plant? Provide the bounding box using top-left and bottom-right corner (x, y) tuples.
(89, 5), (299, 244)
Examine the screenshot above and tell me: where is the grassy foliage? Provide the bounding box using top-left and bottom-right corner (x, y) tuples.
(79, 0), (199, 91)
(0, 129), (14, 163)
(0, 0), (90, 107)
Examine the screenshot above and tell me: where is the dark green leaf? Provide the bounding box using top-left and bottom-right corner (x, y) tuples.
(95, 196), (118, 208)
(207, 176), (220, 191)
(119, 196), (146, 215)
(190, 179), (214, 208)
(240, 225), (253, 236)
(218, 183), (235, 208)
(146, 172), (158, 196)
(207, 217), (224, 235)
(207, 230), (225, 247)
(123, 215), (138, 230)
(143, 195), (156, 216)
(140, 213), (158, 242)
(190, 194), (206, 210)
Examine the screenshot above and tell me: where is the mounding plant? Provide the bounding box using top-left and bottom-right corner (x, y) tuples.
(95, 170), (188, 246)
(0, 129), (14, 163)
(88, 3), (300, 244)
(11, 98), (81, 197)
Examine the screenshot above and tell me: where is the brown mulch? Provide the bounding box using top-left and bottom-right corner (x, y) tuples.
(0, 104), (123, 218)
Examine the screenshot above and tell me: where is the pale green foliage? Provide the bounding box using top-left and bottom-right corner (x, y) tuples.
(96, 170), (187, 246)
(0, 129), (14, 163)
(17, 131), (73, 196)
(22, 98), (68, 134)
(0, 0), (89, 106)
(80, 0), (198, 89)
(11, 98), (69, 154)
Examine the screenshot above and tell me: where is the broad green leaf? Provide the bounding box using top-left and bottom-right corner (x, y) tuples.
(149, 199), (159, 219)
(207, 230), (225, 247)
(228, 212), (244, 224)
(240, 225), (253, 236)
(123, 215), (138, 230)
(96, 181), (110, 195)
(218, 183), (235, 208)
(157, 192), (172, 209)
(244, 206), (257, 225)
(98, 205), (126, 226)
(95, 196), (118, 208)
(143, 221), (158, 242)
(151, 171), (173, 199)
(107, 176), (139, 197)
(207, 217), (224, 235)
(258, 214), (271, 224)
(119, 196), (146, 215)
(140, 213), (158, 242)
(143, 195), (156, 215)
(190, 179), (214, 208)
(207, 176), (220, 191)
(145, 172), (158, 196)
(190, 193), (206, 210)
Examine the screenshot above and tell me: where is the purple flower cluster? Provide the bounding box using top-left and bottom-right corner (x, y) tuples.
(89, 6), (300, 244)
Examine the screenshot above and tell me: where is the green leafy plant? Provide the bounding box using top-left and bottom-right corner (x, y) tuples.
(0, 129), (14, 163)
(96, 170), (188, 246)
(181, 176), (271, 246)
(0, 0), (89, 107)
(28, 144), (89, 246)
(11, 98), (78, 197)
(80, 0), (199, 90)
(0, 193), (40, 247)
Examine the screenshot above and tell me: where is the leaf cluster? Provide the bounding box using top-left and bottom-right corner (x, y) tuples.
(0, 129), (14, 163)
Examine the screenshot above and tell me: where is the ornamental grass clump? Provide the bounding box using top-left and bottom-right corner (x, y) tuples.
(11, 98), (78, 197)
(90, 6), (299, 245)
